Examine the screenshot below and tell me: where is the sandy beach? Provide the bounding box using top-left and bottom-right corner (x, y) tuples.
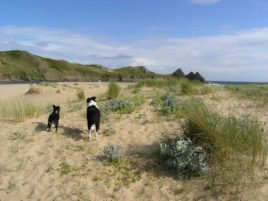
(0, 82), (267, 201)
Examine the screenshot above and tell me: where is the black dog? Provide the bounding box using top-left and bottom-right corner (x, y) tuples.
(47, 105), (60, 133)
(86, 97), (101, 141)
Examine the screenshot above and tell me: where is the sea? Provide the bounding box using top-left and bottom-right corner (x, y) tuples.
(208, 81), (268, 86)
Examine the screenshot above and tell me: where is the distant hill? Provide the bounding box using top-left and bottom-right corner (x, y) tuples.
(0, 50), (163, 81)
(0, 50), (206, 82)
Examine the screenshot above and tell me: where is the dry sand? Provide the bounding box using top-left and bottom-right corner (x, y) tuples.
(0, 82), (267, 201)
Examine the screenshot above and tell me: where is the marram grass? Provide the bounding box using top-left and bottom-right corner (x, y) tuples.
(26, 86), (41, 94)
(0, 99), (46, 121)
(76, 88), (85, 101)
(180, 97), (267, 190)
(108, 82), (121, 99)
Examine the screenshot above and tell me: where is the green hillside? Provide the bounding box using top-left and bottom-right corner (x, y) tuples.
(0, 50), (163, 81)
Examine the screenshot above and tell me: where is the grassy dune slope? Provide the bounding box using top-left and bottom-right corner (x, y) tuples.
(0, 50), (162, 81)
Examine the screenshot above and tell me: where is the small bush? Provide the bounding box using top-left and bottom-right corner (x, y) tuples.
(108, 82), (121, 99)
(103, 144), (122, 163)
(160, 135), (209, 179)
(76, 88), (85, 101)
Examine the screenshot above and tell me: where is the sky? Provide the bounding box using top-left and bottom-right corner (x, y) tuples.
(1, 0), (268, 81)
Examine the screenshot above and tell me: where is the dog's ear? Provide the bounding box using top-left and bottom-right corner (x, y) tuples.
(92, 96), (96, 101)
(57, 106), (60, 111)
(86, 98), (90, 103)
(52, 105), (56, 109)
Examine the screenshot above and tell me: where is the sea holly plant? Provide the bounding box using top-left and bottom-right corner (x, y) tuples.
(161, 91), (182, 115)
(160, 135), (209, 180)
(103, 144), (122, 163)
(103, 96), (143, 114)
(151, 91), (182, 117)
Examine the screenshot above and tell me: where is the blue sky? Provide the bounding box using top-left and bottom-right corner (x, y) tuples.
(1, 0), (268, 81)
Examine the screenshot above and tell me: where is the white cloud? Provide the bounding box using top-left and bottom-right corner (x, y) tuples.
(1, 25), (268, 81)
(190, 0), (221, 5)
(131, 57), (156, 66)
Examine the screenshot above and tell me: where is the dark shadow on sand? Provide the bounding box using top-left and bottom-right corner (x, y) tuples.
(125, 143), (178, 179)
(33, 122), (47, 132)
(61, 126), (88, 141)
(33, 121), (88, 141)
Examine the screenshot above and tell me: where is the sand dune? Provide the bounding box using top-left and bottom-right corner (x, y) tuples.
(0, 82), (267, 201)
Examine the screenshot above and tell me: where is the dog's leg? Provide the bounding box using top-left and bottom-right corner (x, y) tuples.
(96, 123), (100, 140)
(47, 122), (52, 132)
(55, 122), (58, 133)
(96, 130), (99, 140)
(88, 129), (92, 141)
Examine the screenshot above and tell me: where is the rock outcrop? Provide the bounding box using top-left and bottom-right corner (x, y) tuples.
(172, 68), (185, 78)
(186, 72), (205, 82)
(172, 68), (206, 82)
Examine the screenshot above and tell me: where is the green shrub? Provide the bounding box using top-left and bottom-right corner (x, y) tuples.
(103, 144), (122, 163)
(76, 88), (85, 101)
(108, 82), (121, 99)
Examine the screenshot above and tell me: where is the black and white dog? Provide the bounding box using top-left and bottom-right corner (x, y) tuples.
(47, 105), (60, 133)
(86, 97), (101, 141)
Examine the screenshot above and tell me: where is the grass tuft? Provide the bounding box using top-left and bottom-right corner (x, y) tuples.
(76, 88), (85, 101)
(180, 97), (267, 190)
(26, 86), (41, 94)
(108, 82), (121, 99)
(0, 99), (46, 121)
